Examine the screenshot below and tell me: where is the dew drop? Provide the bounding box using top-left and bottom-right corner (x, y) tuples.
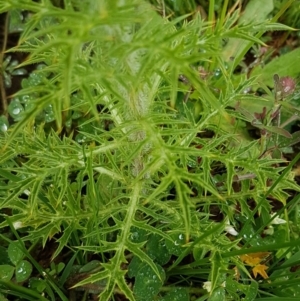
(45, 113), (55, 123)
(130, 232), (139, 241)
(0, 123), (7, 132)
(76, 134), (87, 144)
(8, 100), (24, 119)
(12, 108), (20, 115)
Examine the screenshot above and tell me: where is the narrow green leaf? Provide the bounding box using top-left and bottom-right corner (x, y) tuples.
(254, 123), (292, 138)
(225, 161), (234, 195)
(116, 276), (135, 301)
(59, 250), (79, 286)
(174, 177), (192, 242)
(52, 223), (75, 259)
(0, 169), (21, 182)
(223, 238), (300, 258)
(71, 269), (110, 288)
(210, 251), (223, 294)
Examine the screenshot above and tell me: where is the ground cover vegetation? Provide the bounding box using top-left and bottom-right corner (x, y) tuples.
(0, 0), (300, 300)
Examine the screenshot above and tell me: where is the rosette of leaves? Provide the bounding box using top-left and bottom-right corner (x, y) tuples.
(0, 1), (299, 300)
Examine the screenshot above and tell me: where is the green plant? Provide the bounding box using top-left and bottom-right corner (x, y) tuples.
(0, 0), (300, 300)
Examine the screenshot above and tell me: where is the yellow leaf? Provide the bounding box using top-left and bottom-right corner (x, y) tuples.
(252, 264), (269, 279)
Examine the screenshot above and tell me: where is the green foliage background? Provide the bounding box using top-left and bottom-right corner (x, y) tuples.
(1, 0), (300, 300)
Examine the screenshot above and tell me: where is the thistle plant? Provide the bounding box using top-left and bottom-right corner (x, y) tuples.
(1, 0), (300, 300)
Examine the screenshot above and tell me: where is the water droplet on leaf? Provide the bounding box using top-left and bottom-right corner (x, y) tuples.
(0, 116), (9, 132)
(8, 99), (24, 120)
